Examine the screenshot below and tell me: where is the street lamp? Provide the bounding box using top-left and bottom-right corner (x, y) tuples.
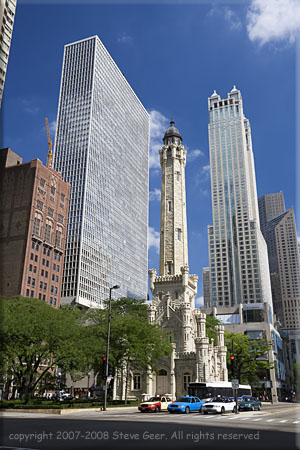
(103, 284), (120, 411)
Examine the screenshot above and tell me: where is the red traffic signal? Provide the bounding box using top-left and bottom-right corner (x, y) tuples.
(102, 356), (106, 361)
(230, 355), (235, 360)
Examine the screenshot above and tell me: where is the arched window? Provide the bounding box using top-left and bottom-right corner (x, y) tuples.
(158, 369), (167, 376)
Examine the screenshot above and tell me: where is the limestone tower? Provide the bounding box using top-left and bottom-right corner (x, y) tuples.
(145, 121), (227, 399)
(149, 121), (198, 354)
(159, 120), (188, 276)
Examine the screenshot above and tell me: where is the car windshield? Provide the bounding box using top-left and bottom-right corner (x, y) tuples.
(177, 397), (191, 403)
(148, 397), (161, 402)
(211, 397), (227, 403)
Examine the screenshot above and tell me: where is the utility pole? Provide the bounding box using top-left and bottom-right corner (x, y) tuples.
(103, 285), (120, 411)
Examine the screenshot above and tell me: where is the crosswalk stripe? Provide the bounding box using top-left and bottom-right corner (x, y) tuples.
(266, 419), (274, 422)
(252, 418), (262, 421)
(280, 420), (288, 423)
(293, 421), (300, 423)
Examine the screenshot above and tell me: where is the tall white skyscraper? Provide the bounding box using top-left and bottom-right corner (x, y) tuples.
(0, 0), (17, 107)
(53, 36), (149, 307)
(207, 86), (272, 308)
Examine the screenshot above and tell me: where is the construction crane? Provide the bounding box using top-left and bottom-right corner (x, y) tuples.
(45, 117), (53, 168)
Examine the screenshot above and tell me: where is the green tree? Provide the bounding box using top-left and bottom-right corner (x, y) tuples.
(205, 314), (221, 342)
(1, 296), (104, 401)
(88, 297), (173, 402)
(224, 331), (274, 385)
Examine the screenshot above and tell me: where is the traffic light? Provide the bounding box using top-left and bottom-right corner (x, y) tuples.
(102, 356), (107, 380)
(108, 363), (113, 377)
(230, 354), (236, 377)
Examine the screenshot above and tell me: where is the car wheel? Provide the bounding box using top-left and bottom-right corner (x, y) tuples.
(155, 406), (160, 413)
(221, 406), (225, 415)
(141, 410), (145, 413)
(250, 405), (254, 411)
(185, 406), (190, 414)
(232, 406), (237, 413)
(204, 411), (208, 415)
(257, 405), (261, 411)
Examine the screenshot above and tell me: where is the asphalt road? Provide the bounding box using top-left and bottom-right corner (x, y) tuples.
(1, 403), (299, 450)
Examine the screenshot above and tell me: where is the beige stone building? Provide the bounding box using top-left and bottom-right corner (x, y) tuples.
(113, 121), (228, 401)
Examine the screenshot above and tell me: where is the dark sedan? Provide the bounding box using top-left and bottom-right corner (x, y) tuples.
(238, 396), (262, 411)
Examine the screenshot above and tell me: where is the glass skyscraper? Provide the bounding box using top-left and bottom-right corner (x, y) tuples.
(207, 86), (272, 308)
(53, 36), (149, 307)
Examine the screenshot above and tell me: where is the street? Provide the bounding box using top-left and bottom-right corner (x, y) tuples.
(1, 403), (299, 450)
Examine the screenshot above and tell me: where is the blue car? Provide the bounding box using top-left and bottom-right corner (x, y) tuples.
(167, 395), (205, 414)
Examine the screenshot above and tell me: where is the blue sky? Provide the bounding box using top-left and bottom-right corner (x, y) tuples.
(2, 0), (299, 304)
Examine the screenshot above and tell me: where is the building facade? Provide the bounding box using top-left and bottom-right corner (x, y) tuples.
(258, 193), (286, 237)
(113, 122), (228, 401)
(53, 36), (149, 307)
(259, 193), (300, 368)
(207, 86), (273, 308)
(0, 148), (70, 307)
(259, 194), (300, 330)
(0, 0), (17, 106)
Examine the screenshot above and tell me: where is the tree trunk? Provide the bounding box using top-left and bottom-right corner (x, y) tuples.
(124, 359), (129, 404)
(3, 376), (12, 400)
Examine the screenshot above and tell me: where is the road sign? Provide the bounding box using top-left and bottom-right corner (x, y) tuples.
(231, 379), (239, 390)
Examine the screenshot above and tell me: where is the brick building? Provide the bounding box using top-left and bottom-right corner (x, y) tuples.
(0, 148), (70, 307)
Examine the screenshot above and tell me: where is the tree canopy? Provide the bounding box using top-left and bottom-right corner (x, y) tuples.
(88, 297), (173, 374)
(224, 330), (274, 385)
(1, 296), (172, 401)
(1, 296), (104, 400)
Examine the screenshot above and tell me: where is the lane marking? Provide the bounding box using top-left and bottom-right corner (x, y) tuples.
(280, 420), (288, 423)
(266, 419), (274, 422)
(252, 418), (262, 421)
(293, 421), (300, 424)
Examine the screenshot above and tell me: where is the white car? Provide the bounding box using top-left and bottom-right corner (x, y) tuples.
(200, 396), (237, 414)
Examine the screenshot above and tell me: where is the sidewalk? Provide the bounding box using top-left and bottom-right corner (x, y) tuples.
(1, 405), (138, 416)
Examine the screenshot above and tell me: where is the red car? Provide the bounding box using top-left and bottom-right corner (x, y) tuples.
(138, 395), (173, 412)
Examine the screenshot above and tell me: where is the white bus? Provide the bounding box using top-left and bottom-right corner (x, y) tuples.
(188, 381), (252, 400)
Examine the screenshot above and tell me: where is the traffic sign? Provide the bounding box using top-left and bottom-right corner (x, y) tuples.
(231, 379), (239, 389)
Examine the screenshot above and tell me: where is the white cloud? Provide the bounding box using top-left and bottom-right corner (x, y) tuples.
(117, 32), (133, 44)
(21, 99), (40, 114)
(149, 110), (169, 169)
(195, 296), (204, 308)
(225, 8), (242, 31)
(208, 6), (241, 32)
(149, 188), (161, 201)
(247, 0), (300, 45)
(148, 226), (160, 253)
(194, 164), (211, 189)
(49, 120), (57, 135)
(187, 149), (204, 161)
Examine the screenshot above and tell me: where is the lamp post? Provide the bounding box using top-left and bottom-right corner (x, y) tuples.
(103, 284), (120, 411)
